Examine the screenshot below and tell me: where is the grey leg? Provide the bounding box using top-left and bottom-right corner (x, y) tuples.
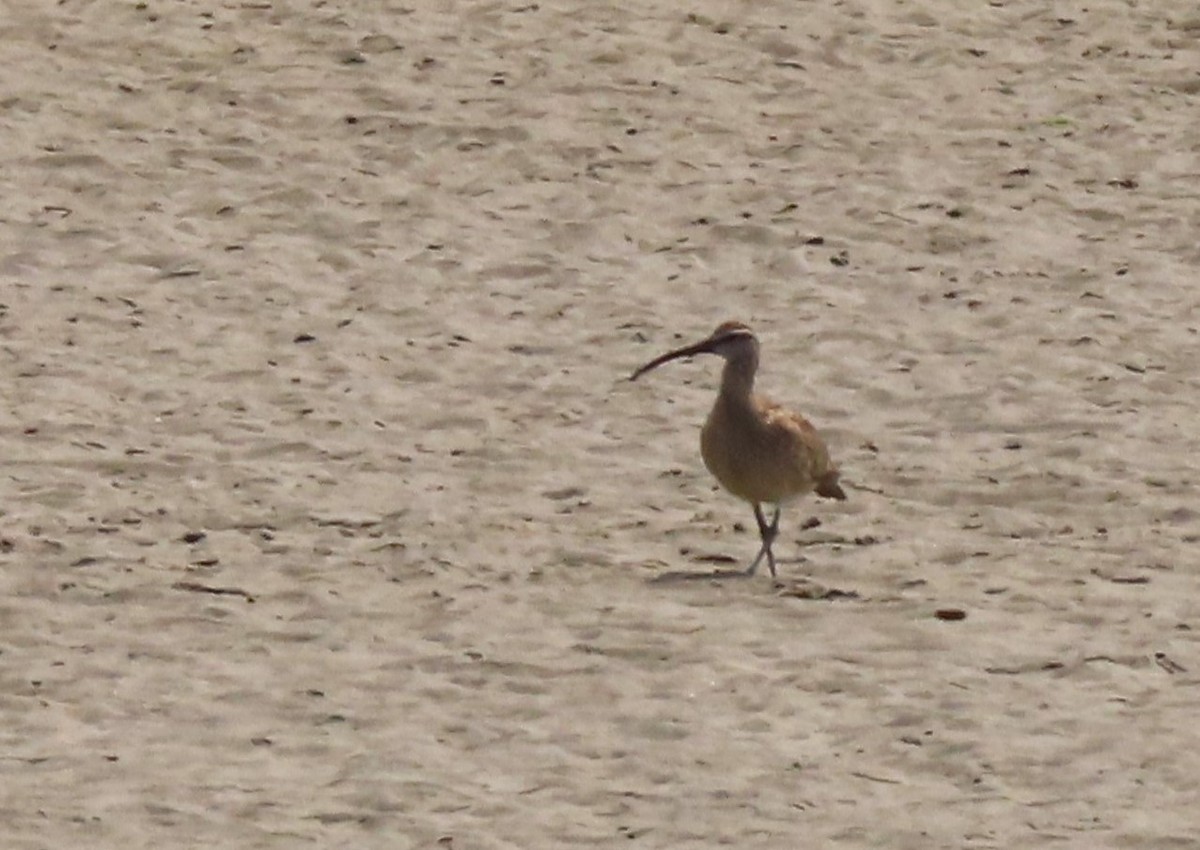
(747, 503), (781, 577)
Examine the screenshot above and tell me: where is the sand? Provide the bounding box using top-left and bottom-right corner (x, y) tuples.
(2, 1), (1199, 847)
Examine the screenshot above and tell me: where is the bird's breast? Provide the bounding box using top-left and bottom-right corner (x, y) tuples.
(699, 394), (829, 505)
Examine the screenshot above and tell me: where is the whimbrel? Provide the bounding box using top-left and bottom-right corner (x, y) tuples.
(631, 320), (846, 576)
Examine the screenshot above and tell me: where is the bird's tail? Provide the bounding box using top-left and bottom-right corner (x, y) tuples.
(816, 470), (847, 501)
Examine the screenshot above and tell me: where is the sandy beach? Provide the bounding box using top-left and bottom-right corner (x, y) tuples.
(2, 1), (1199, 847)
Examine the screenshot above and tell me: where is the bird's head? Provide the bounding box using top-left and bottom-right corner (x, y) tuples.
(629, 320), (759, 381)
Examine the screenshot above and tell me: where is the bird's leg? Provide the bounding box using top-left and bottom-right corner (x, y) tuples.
(765, 505), (780, 577)
(746, 504), (781, 577)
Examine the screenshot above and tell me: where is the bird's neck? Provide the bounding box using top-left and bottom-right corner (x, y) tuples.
(718, 354), (758, 405)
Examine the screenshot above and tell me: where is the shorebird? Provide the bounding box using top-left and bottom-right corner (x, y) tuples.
(630, 320), (846, 577)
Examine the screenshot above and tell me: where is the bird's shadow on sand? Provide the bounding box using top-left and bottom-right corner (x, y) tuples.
(647, 569), (861, 601)
(648, 568), (756, 584)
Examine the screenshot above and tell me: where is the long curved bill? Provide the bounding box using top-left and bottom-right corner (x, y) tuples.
(629, 336), (717, 381)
